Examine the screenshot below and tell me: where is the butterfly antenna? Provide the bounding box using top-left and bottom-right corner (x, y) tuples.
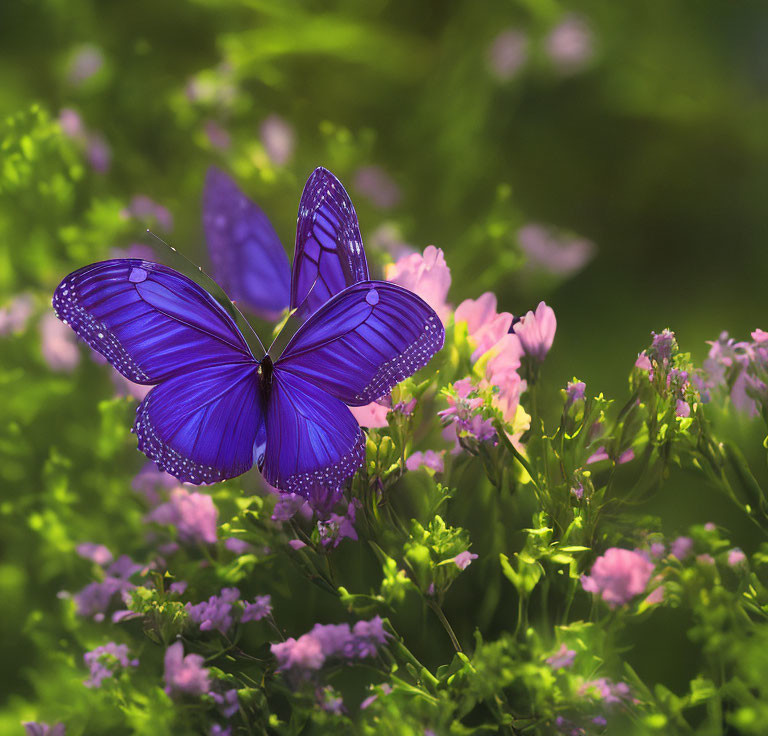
(145, 229), (267, 356)
(265, 274), (323, 355)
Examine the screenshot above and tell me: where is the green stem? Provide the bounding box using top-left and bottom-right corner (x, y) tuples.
(426, 598), (462, 653)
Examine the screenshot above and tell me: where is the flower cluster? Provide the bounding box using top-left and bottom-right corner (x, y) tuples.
(83, 642), (138, 687)
(185, 588), (272, 633)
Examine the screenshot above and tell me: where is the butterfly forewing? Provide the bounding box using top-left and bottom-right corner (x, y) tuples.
(290, 167), (369, 320)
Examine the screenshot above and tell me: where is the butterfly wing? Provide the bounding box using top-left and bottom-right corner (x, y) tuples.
(290, 167), (369, 320)
(54, 258), (264, 483)
(276, 281), (444, 406)
(203, 167), (290, 319)
(262, 368), (364, 495)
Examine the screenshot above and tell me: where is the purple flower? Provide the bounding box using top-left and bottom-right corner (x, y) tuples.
(23, 723), (66, 736)
(317, 502), (358, 548)
(0, 292), (34, 336)
(271, 493), (309, 522)
(164, 641), (210, 697)
(260, 114), (295, 166)
(697, 553), (715, 565)
(581, 548), (654, 607)
(406, 450), (445, 473)
(288, 539), (307, 550)
(360, 684), (392, 710)
(571, 484), (584, 501)
(512, 301), (557, 362)
(85, 131), (111, 173)
(517, 224), (594, 276)
(224, 538), (252, 555)
(565, 380), (586, 406)
(76, 543), (113, 566)
(146, 487), (218, 545)
(241, 595), (272, 623)
(453, 551), (478, 570)
(439, 379), (496, 448)
(73, 555), (141, 620)
(671, 536), (693, 560)
(487, 29), (528, 80)
(348, 401), (390, 428)
(545, 15), (594, 73)
(354, 166), (401, 210)
(132, 463), (177, 506)
(635, 352), (652, 371)
(728, 548), (747, 567)
(649, 329), (677, 365)
(546, 643), (576, 670)
(272, 634), (325, 671)
(211, 689), (239, 718)
(126, 195), (173, 232)
(68, 44), (104, 85)
(579, 677), (630, 704)
(40, 312), (80, 372)
(210, 726), (231, 736)
(586, 447), (609, 464)
(650, 542), (665, 559)
(386, 246), (451, 324)
(204, 120), (231, 150)
(83, 642), (138, 687)
(186, 588), (240, 634)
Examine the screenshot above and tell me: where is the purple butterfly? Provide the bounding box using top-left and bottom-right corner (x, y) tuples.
(203, 166), (368, 322)
(53, 170), (444, 495)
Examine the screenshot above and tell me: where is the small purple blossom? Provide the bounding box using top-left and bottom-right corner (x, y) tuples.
(260, 114), (295, 166)
(0, 292), (34, 335)
(439, 378), (496, 447)
(224, 538), (252, 555)
(546, 643), (576, 671)
(581, 548), (654, 607)
(649, 329), (677, 365)
(76, 543), (113, 566)
(186, 588), (240, 634)
(545, 15), (594, 73)
(453, 551), (478, 570)
(487, 28), (528, 80)
(73, 555), (141, 620)
(571, 484), (584, 501)
(565, 380), (586, 406)
(23, 723), (66, 736)
(518, 224), (594, 277)
(728, 548), (747, 567)
(204, 120), (231, 150)
(272, 634), (325, 672)
(68, 44), (104, 85)
(650, 542), (665, 559)
(146, 487), (218, 545)
(83, 642), (138, 687)
(164, 641), (211, 697)
(360, 683), (392, 710)
(169, 581), (188, 595)
(354, 166), (401, 210)
(635, 352), (652, 371)
(211, 689), (239, 718)
(671, 536), (693, 560)
(318, 502), (358, 548)
(210, 726), (231, 736)
(241, 595), (272, 623)
(406, 450), (445, 473)
(579, 677), (630, 704)
(271, 493), (309, 522)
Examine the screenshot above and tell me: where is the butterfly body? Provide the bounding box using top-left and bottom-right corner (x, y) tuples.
(55, 168), (444, 495)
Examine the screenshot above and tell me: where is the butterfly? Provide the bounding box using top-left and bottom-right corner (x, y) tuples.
(52, 168), (444, 495)
(202, 165), (369, 322)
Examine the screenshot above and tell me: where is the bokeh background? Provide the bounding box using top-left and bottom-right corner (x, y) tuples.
(1, 0), (767, 731)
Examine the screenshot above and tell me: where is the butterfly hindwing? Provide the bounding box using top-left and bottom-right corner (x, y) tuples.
(276, 281), (445, 406)
(290, 167), (369, 320)
(54, 258), (264, 483)
(262, 368), (365, 495)
(203, 167), (291, 319)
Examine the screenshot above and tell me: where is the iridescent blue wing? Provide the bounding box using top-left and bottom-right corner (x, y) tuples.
(135, 363), (262, 484)
(53, 259), (255, 382)
(203, 167), (290, 319)
(53, 259), (264, 483)
(276, 281), (444, 406)
(262, 368), (364, 495)
(290, 167), (369, 320)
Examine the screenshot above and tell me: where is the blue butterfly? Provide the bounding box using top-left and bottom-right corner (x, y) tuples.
(202, 165), (369, 322)
(53, 168), (444, 495)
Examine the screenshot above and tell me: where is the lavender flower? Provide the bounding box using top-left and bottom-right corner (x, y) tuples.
(405, 450), (445, 473)
(146, 487), (218, 545)
(68, 44), (104, 85)
(186, 588), (240, 634)
(439, 379), (496, 447)
(23, 723), (66, 736)
(83, 642), (138, 687)
(517, 224), (594, 276)
(579, 677), (630, 704)
(211, 689), (239, 718)
(0, 293), (34, 336)
(545, 15), (595, 73)
(164, 641), (210, 697)
(317, 502), (358, 548)
(453, 551), (478, 570)
(210, 726), (231, 736)
(260, 114), (295, 166)
(512, 301), (557, 362)
(487, 29), (528, 81)
(354, 166), (401, 210)
(565, 380), (586, 406)
(546, 643), (576, 671)
(76, 543), (113, 566)
(728, 548), (747, 567)
(241, 595), (272, 623)
(581, 548), (654, 607)
(73, 555), (140, 620)
(670, 536), (693, 560)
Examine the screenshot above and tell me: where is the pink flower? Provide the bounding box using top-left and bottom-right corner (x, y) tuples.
(386, 246), (451, 324)
(635, 352), (652, 371)
(581, 548), (654, 607)
(68, 44), (104, 85)
(487, 29), (528, 80)
(586, 446), (609, 464)
(354, 166), (401, 210)
(670, 536), (693, 560)
(86, 131), (111, 173)
(317, 502), (358, 548)
(288, 539), (307, 550)
(546, 643), (576, 670)
(146, 487), (218, 545)
(728, 548), (746, 566)
(272, 634), (325, 671)
(482, 334), (527, 426)
(453, 551), (478, 570)
(512, 301), (556, 362)
(59, 108), (85, 139)
(454, 292), (513, 362)
(406, 450), (445, 473)
(0, 293), (34, 335)
(644, 586), (664, 605)
(617, 448), (634, 464)
(164, 641), (210, 697)
(517, 224), (595, 276)
(349, 402), (390, 428)
(76, 543), (113, 566)
(753, 329), (768, 344)
(40, 312), (80, 372)
(675, 399), (691, 418)
(260, 114), (295, 166)
(697, 554), (715, 565)
(545, 15), (594, 72)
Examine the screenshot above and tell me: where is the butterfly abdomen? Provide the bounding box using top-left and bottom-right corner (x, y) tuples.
(258, 355), (274, 398)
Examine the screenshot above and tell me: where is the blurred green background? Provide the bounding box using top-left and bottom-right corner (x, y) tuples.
(1, 0), (767, 730)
